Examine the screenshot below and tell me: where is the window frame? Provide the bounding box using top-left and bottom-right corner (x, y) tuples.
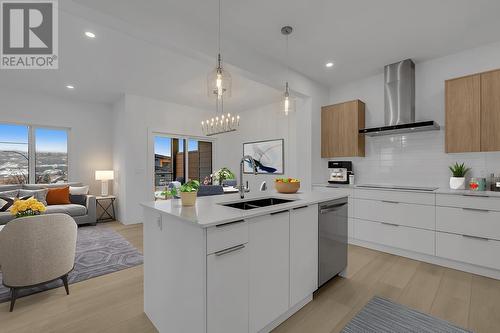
(0, 121), (70, 184)
(149, 131), (215, 198)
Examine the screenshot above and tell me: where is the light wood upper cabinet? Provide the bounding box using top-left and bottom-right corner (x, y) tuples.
(446, 68), (500, 153)
(321, 100), (365, 158)
(481, 70), (500, 151)
(445, 74), (481, 153)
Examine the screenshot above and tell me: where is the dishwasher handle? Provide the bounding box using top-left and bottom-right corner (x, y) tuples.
(320, 203), (347, 214)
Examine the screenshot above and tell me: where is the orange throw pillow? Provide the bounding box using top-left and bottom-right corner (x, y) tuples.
(46, 186), (71, 205)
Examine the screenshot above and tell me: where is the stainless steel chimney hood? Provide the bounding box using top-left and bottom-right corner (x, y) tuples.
(359, 59), (439, 137)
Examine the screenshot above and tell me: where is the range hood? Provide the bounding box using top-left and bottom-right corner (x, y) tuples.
(359, 59), (439, 136)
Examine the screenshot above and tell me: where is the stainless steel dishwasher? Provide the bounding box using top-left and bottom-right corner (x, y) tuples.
(318, 198), (348, 287)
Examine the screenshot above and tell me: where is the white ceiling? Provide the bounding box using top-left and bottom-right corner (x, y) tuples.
(0, 5), (282, 111)
(72, 0), (500, 87)
(3, 0), (500, 109)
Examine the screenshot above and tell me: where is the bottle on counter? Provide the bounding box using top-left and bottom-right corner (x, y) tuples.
(491, 173), (496, 191)
(349, 173), (355, 185)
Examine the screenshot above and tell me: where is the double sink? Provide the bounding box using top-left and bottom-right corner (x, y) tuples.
(220, 197), (295, 210)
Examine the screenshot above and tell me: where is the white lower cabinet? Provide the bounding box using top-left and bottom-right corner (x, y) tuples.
(436, 232), (500, 270)
(207, 243), (249, 333)
(249, 212), (290, 333)
(354, 219), (435, 255)
(290, 205), (318, 307)
(353, 198), (435, 230)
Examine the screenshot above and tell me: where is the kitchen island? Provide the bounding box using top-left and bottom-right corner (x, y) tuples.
(141, 191), (347, 333)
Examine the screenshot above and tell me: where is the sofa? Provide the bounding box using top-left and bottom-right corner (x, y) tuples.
(0, 182), (96, 226)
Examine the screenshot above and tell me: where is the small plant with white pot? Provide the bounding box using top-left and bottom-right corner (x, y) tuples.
(449, 162), (470, 190)
(162, 180), (200, 206)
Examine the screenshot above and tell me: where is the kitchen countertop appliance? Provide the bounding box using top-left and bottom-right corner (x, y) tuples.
(328, 161), (352, 184)
(318, 198), (348, 287)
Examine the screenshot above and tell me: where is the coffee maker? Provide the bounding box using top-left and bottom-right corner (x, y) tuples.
(328, 161), (353, 184)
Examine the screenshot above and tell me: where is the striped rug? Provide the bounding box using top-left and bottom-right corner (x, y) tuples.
(342, 296), (473, 333)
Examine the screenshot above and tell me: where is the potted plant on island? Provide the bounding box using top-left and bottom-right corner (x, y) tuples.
(449, 162), (470, 190)
(10, 197), (46, 218)
(163, 180), (200, 206)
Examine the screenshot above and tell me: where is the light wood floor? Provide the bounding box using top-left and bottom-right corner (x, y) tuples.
(2, 222), (500, 333)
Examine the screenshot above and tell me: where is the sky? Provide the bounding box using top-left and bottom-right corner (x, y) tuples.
(154, 137), (199, 156)
(0, 124), (67, 153)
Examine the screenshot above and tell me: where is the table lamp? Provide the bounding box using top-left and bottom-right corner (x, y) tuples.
(95, 170), (114, 196)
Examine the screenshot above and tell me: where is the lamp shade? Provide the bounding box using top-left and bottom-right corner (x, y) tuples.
(95, 170), (114, 181)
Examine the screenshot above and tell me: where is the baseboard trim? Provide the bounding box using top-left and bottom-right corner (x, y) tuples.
(258, 294), (313, 333)
(349, 238), (500, 280)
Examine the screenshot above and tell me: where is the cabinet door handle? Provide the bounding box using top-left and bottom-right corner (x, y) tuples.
(216, 219), (245, 228)
(381, 200), (399, 204)
(381, 222), (399, 227)
(215, 244), (246, 256)
(462, 194), (490, 198)
(271, 210), (289, 216)
(292, 205), (309, 210)
(462, 234), (489, 242)
(462, 208), (490, 213)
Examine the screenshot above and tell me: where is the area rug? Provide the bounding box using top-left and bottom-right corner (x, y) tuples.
(0, 225), (143, 303)
(341, 296), (473, 333)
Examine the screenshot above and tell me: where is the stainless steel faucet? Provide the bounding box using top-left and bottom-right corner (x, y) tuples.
(239, 155), (257, 199)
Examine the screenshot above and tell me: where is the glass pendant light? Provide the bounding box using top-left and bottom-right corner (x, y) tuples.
(280, 26), (295, 115)
(207, 0), (231, 98)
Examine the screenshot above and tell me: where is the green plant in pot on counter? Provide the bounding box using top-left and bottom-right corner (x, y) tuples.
(162, 180), (200, 206)
(449, 162), (470, 190)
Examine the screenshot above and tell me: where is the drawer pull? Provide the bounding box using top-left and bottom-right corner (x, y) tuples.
(271, 210), (289, 216)
(215, 244), (246, 256)
(381, 222), (399, 227)
(381, 200), (399, 204)
(293, 205), (309, 210)
(462, 234), (489, 242)
(462, 194), (490, 198)
(216, 219), (245, 228)
(462, 208), (490, 213)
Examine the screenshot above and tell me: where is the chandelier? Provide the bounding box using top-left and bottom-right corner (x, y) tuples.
(202, 96), (240, 136)
(203, 0), (240, 136)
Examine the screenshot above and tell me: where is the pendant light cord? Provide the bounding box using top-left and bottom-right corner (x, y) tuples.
(218, 0), (221, 55)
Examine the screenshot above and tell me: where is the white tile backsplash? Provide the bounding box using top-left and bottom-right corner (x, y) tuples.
(325, 130), (500, 188)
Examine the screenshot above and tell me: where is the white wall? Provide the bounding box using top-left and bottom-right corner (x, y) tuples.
(112, 94), (212, 224)
(0, 87), (113, 194)
(215, 100), (307, 192)
(318, 41), (500, 188)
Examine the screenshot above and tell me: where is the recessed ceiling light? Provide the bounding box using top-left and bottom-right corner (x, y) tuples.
(84, 31), (96, 38)
(325, 62), (334, 68)
(66, 85), (75, 89)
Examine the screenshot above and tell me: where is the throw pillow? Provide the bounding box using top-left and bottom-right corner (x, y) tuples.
(69, 185), (89, 195)
(18, 189), (48, 206)
(46, 186), (71, 205)
(69, 194), (87, 206)
(0, 190), (19, 212)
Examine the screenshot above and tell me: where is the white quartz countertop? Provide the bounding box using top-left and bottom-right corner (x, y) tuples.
(141, 190), (347, 228)
(313, 183), (500, 197)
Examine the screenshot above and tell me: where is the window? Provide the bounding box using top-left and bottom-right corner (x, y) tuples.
(154, 136), (185, 192)
(188, 139), (213, 183)
(0, 124), (29, 185)
(153, 134), (213, 199)
(0, 123), (69, 185)
(35, 128), (68, 184)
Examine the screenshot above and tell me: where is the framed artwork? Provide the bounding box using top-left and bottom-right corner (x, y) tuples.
(243, 139), (284, 174)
